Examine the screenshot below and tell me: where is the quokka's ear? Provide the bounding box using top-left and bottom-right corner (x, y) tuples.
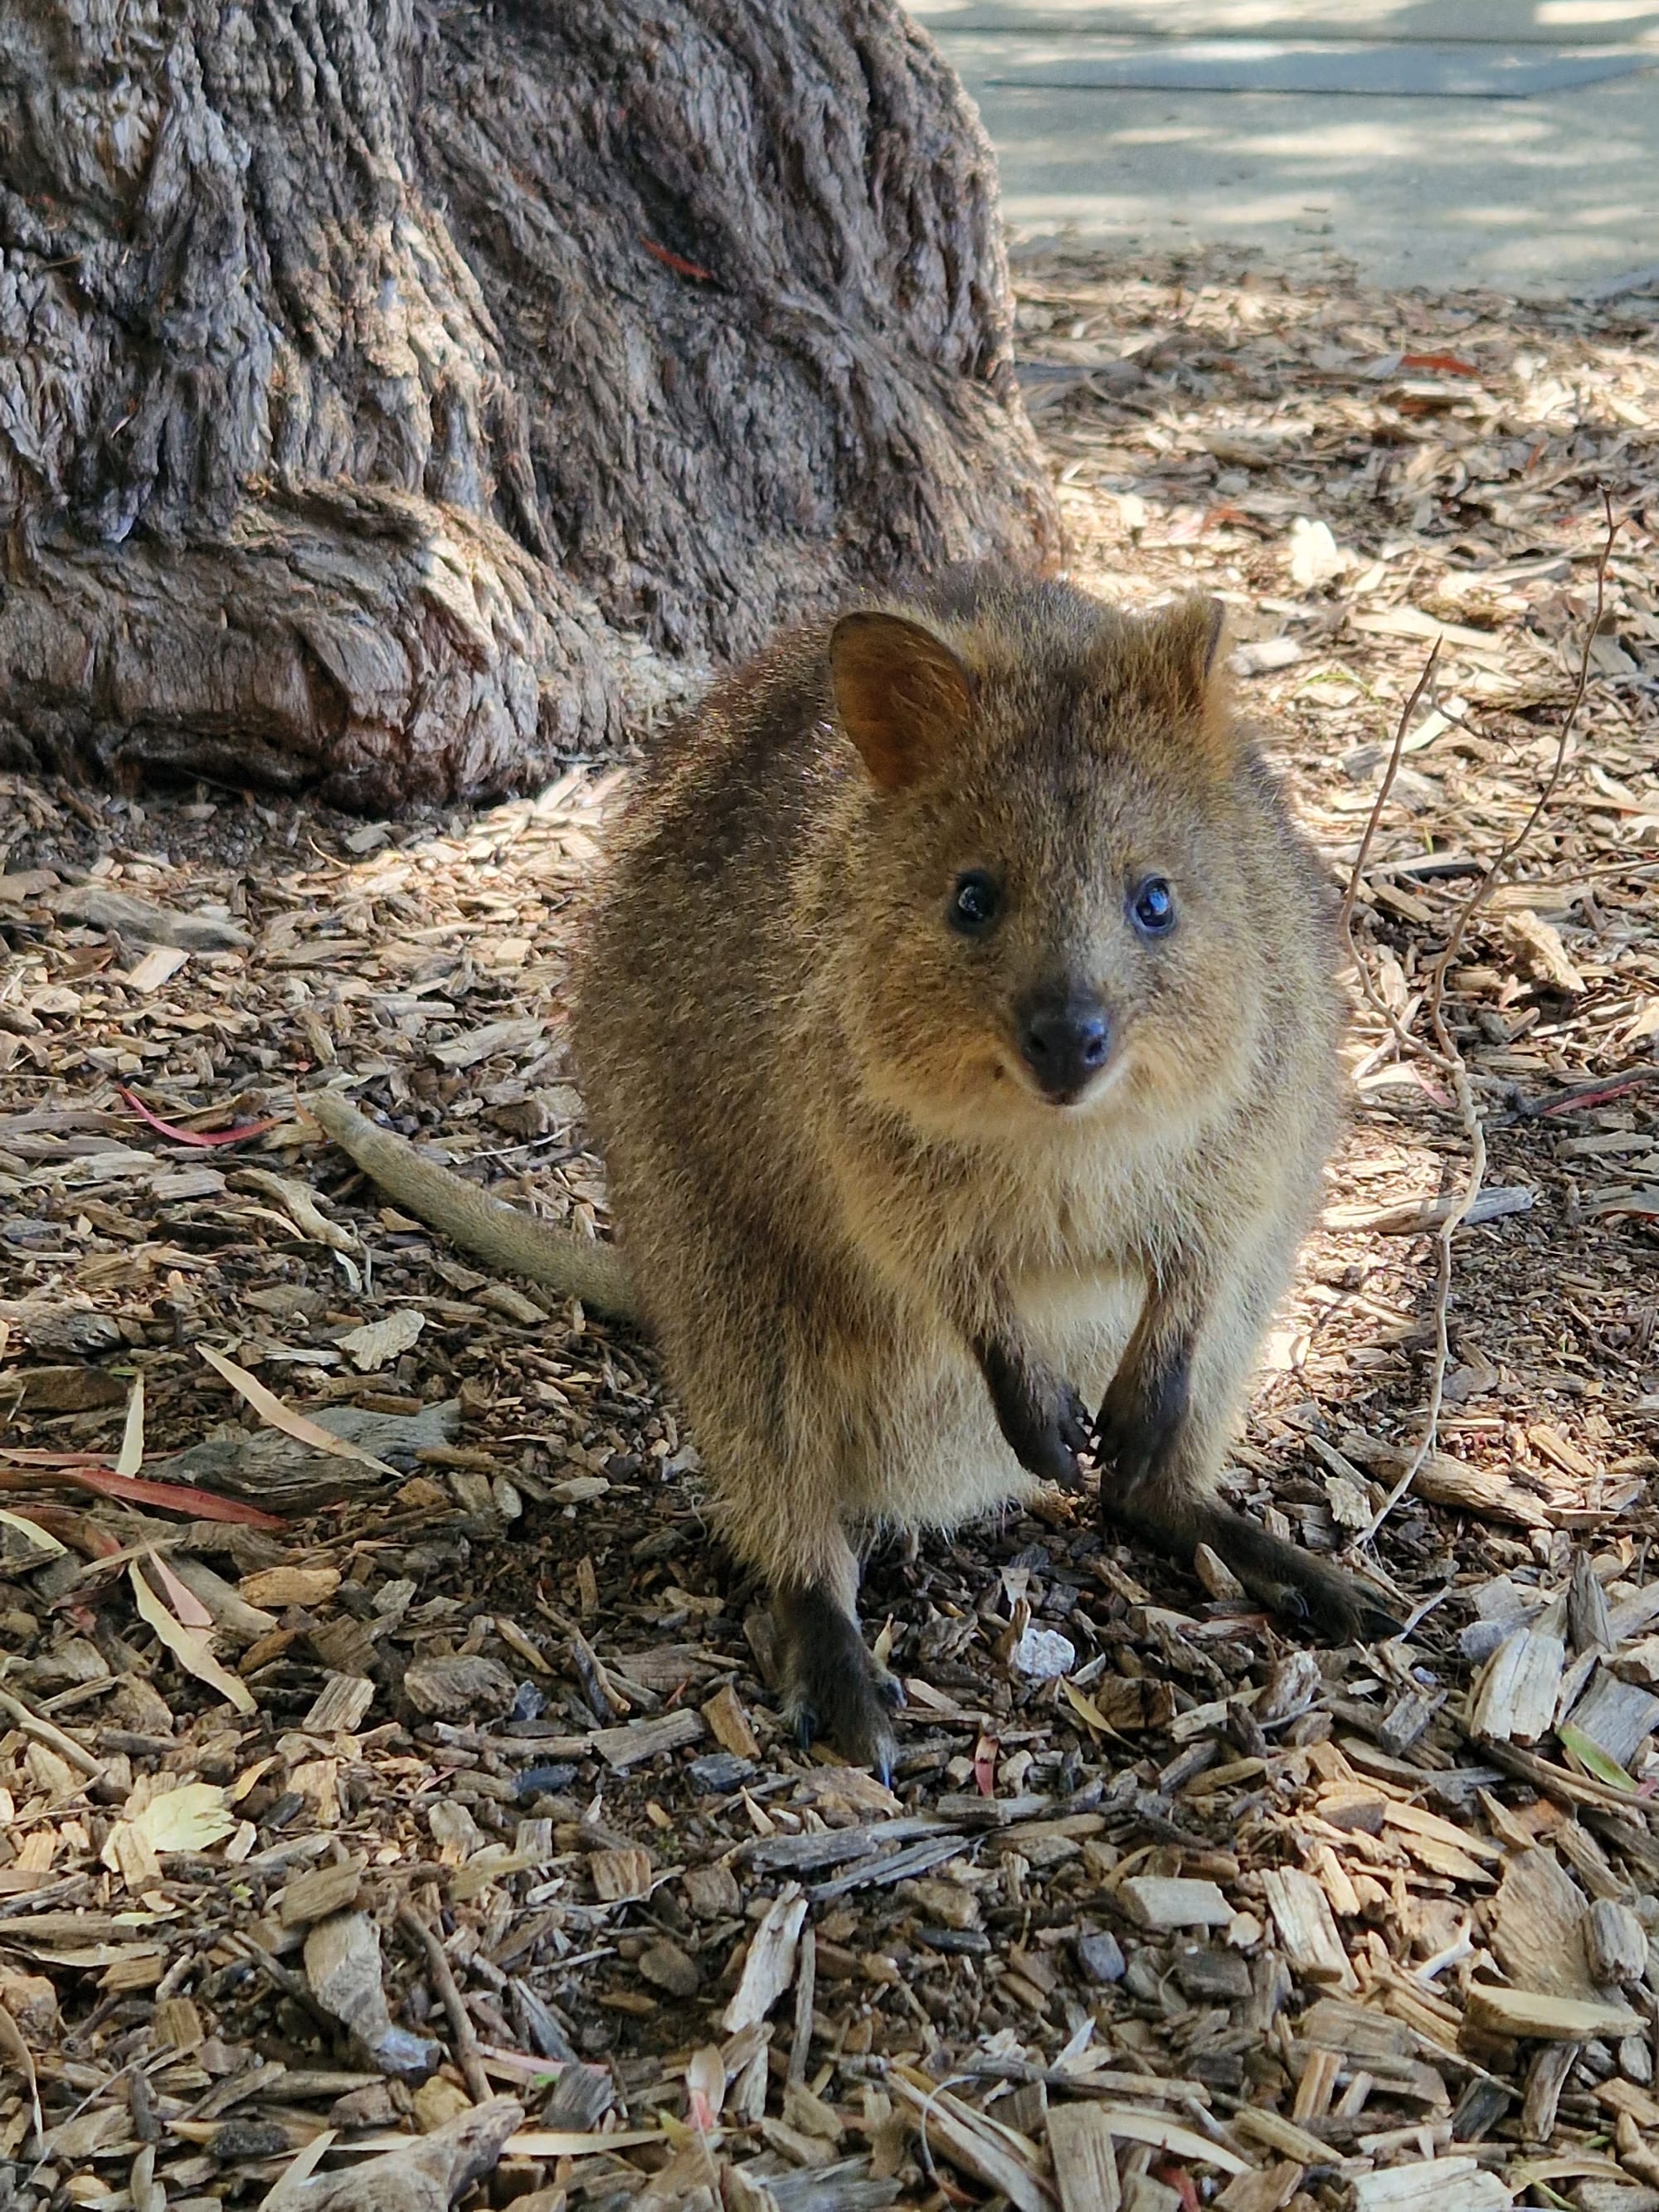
(1130, 594), (1237, 759)
(1146, 593), (1227, 704)
(829, 611), (974, 792)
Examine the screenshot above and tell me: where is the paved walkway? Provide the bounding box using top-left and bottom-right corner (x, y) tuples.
(912, 0), (1659, 294)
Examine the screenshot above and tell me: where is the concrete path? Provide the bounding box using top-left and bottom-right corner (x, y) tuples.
(912, 0), (1659, 294)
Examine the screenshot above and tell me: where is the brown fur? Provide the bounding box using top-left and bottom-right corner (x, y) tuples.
(313, 571), (1393, 1775)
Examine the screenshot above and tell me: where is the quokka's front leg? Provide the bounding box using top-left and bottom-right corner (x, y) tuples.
(1096, 1284), (1400, 1641)
(975, 1325), (1093, 1491)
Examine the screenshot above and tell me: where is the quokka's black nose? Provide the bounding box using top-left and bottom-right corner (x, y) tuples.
(1019, 994), (1112, 1102)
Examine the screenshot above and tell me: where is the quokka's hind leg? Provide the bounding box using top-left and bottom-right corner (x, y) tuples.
(1095, 1286), (1401, 1643)
(659, 1269), (910, 1775)
(703, 1411), (904, 1776)
(772, 1317), (1091, 1775)
(773, 1545), (906, 1784)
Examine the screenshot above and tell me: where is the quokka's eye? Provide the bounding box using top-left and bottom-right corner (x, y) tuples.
(949, 870), (1001, 935)
(1131, 877), (1175, 935)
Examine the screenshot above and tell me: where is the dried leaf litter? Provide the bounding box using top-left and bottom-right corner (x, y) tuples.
(2, 248), (1659, 2212)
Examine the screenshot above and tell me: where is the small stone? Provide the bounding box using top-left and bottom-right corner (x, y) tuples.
(210, 2120), (294, 2162)
(508, 1680), (545, 1723)
(448, 1470), (496, 1517)
(638, 1939), (702, 1997)
(1007, 1626), (1076, 1680)
(1075, 1930), (1126, 1984)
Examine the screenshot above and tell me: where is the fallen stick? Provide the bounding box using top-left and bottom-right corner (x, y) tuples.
(397, 1907), (494, 2106)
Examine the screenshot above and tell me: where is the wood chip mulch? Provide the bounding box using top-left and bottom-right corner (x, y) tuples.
(2, 246), (1658, 2212)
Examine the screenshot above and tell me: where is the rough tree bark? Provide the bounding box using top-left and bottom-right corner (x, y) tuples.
(0, 0), (1058, 809)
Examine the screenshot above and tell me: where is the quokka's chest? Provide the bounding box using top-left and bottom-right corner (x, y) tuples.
(1012, 1265), (1145, 1394)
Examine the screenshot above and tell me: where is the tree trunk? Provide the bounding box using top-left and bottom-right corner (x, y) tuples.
(0, 0), (1057, 809)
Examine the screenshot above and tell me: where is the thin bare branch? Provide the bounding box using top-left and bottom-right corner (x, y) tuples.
(1337, 636), (1442, 944)
(1357, 493), (1620, 1553)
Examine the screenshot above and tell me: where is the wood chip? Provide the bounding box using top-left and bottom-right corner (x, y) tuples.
(1491, 1848), (1598, 2001)
(888, 2073), (1054, 2212)
(700, 1681), (761, 1758)
(1215, 2165), (1306, 2212)
(1046, 2101), (1121, 2212)
(303, 1912), (441, 2078)
(51, 882), (250, 949)
(281, 1861), (364, 1927)
(1468, 1626), (1566, 1743)
(1350, 2156), (1513, 2210)
(1564, 1669), (1659, 1768)
(1117, 1876), (1233, 1930)
(239, 1563), (343, 1609)
(1260, 1868), (1357, 1989)
(589, 1709), (706, 1769)
(1585, 1898), (1648, 1986)
(1464, 1984), (1642, 2041)
(304, 1673), (377, 1733)
(1061, 2107), (1248, 2176)
(337, 1309), (427, 1369)
(722, 1889), (808, 2035)
(589, 1847), (653, 1903)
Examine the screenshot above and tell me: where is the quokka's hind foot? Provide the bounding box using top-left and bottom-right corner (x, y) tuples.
(1197, 1503), (1404, 1642)
(774, 1582), (905, 1783)
(1101, 1484), (1402, 1645)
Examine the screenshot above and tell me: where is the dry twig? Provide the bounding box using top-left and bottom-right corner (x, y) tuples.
(397, 1903), (494, 2106)
(1355, 493), (1619, 1550)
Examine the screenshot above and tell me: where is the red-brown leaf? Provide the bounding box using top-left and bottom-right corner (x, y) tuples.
(0, 1463), (285, 1528)
(117, 1087), (285, 1148)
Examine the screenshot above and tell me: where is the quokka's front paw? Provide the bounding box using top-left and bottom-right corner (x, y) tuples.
(982, 1339), (1093, 1490)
